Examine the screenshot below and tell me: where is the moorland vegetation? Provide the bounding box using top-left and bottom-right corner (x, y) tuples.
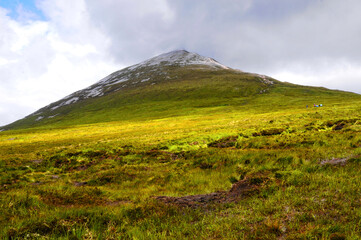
(1, 64), (361, 239)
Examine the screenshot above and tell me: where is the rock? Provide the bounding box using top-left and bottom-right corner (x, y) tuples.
(320, 158), (348, 166)
(73, 181), (88, 187)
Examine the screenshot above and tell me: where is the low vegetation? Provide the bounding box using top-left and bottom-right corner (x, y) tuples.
(1, 69), (361, 239)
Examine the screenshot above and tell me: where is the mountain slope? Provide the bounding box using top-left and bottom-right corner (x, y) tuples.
(2, 50), (359, 130)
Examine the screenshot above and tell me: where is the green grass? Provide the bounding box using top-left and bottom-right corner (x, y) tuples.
(1, 67), (361, 239)
(4, 67), (357, 130)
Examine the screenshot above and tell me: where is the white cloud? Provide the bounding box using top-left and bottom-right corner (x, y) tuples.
(86, 0), (176, 64)
(272, 60), (361, 93)
(0, 0), (120, 126)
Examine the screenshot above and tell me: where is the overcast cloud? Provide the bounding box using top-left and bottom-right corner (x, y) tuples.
(1, 0), (361, 126)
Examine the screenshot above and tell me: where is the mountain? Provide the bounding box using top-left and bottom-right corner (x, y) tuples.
(2, 50), (359, 130)
(38, 50), (231, 113)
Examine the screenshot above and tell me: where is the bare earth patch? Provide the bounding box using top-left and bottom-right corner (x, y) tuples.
(154, 176), (268, 208)
(320, 157), (349, 166)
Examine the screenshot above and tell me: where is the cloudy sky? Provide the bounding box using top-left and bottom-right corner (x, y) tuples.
(1, 0), (361, 126)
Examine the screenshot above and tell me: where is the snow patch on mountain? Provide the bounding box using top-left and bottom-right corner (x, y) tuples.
(141, 78), (150, 82)
(48, 114), (59, 119)
(65, 97), (79, 105)
(129, 50), (230, 70)
(51, 96), (79, 111)
(96, 70), (127, 85)
(106, 76), (129, 86)
(84, 86), (103, 98)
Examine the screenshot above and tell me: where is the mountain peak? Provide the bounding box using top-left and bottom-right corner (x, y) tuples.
(129, 50), (230, 70)
(2, 50), (239, 129)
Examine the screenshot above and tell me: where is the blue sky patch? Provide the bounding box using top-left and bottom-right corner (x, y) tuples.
(0, 0), (46, 20)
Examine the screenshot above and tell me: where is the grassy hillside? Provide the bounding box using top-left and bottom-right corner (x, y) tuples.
(1, 78), (361, 239)
(3, 66), (358, 131)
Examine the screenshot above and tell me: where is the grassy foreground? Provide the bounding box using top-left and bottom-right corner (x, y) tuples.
(1, 92), (361, 239)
